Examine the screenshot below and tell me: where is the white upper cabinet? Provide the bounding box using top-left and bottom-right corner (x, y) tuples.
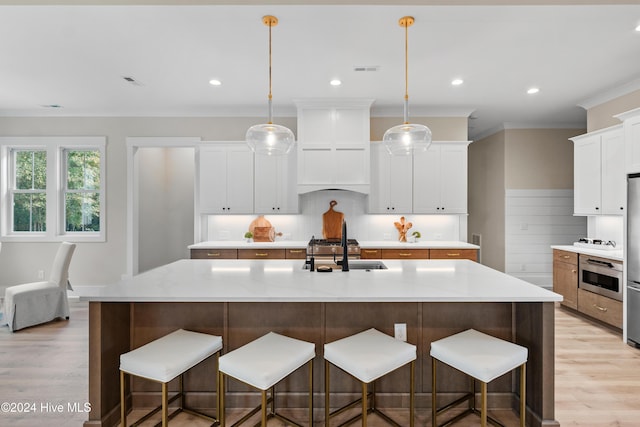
(295, 99), (373, 194)
(369, 142), (413, 213)
(199, 143), (254, 214)
(615, 107), (640, 174)
(413, 142), (470, 214)
(572, 125), (624, 215)
(254, 149), (298, 214)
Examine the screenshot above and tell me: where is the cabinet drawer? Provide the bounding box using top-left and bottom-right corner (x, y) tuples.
(578, 288), (622, 329)
(381, 249), (429, 259)
(553, 249), (577, 265)
(360, 249), (381, 259)
(238, 249), (286, 259)
(191, 249), (238, 259)
(430, 249), (478, 262)
(285, 249), (307, 259)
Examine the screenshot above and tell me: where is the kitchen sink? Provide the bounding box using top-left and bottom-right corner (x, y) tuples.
(302, 260), (388, 270)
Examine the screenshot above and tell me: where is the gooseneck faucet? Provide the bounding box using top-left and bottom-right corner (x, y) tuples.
(337, 220), (349, 272)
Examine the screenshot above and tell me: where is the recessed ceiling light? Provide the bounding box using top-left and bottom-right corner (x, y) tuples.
(451, 79), (464, 86)
(527, 87), (540, 95)
(41, 104), (62, 108)
(636, 24), (640, 32)
(330, 79), (342, 86)
(209, 79), (222, 86)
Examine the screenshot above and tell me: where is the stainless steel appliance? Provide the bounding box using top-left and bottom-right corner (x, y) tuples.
(579, 254), (623, 301)
(306, 238), (361, 261)
(628, 173), (640, 347)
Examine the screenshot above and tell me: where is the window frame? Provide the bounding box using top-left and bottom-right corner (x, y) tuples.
(1, 136), (106, 242)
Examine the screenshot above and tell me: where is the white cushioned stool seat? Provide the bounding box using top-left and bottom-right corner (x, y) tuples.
(119, 328), (223, 427)
(430, 329), (528, 427)
(121, 328), (223, 382)
(324, 328), (417, 383)
(324, 328), (417, 427)
(219, 331), (315, 390)
(218, 332), (315, 427)
(430, 329), (527, 383)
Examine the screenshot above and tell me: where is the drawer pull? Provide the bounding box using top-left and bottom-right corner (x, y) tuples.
(255, 253), (269, 257)
(288, 250), (303, 254)
(207, 252), (221, 257)
(572, 270), (577, 274)
(593, 304), (608, 313)
(399, 253), (412, 257)
(562, 255), (570, 259)
(447, 253), (461, 257)
(363, 250), (379, 254)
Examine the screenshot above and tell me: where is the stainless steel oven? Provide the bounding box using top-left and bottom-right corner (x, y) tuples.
(579, 254), (623, 301)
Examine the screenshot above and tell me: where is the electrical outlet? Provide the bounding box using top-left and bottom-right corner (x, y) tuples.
(383, 233), (392, 241)
(435, 233), (442, 240)
(37, 270), (45, 280)
(219, 230), (230, 240)
(394, 323), (407, 342)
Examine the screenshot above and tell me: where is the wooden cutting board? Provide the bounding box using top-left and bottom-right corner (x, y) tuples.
(248, 215), (272, 234)
(322, 200), (344, 240)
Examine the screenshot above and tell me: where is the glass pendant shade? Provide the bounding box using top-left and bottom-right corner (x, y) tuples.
(383, 122), (432, 156)
(246, 15), (294, 156)
(384, 16), (432, 156)
(246, 123), (295, 156)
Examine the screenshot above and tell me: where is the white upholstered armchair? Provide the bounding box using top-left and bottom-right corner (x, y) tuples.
(3, 242), (76, 332)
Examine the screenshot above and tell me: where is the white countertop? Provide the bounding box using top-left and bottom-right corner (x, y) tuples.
(189, 240), (479, 250)
(78, 259), (560, 303)
(551, 245), (623, 262)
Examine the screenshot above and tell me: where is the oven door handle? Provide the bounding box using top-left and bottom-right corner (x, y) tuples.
(586, 259), (615, 269)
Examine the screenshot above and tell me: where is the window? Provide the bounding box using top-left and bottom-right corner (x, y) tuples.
(1, 137), (106, 242)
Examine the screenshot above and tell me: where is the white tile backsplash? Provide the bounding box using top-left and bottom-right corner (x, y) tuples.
(204, 190), (466, 242)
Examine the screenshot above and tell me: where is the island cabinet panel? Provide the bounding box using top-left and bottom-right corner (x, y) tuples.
(190, 248), (238, 259)
(578, 288), (623, 329)
(360, 248), (381, 259)
(381, 249), (430, 259)
(552, 249), (578, 309)
(237, 249), (286, 259)
(429, 249), (477, 261)
(285, 248), (306, 259)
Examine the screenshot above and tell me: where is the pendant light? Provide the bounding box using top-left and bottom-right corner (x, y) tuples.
(246, 15), (295, 156)
(383, 16), (432, 156)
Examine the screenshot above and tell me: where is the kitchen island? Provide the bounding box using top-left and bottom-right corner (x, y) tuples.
(80, 259), (560, 427)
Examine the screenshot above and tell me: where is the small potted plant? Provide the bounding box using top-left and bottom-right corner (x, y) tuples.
(244, 231), (253, 243)
(411, 231), (421, 243)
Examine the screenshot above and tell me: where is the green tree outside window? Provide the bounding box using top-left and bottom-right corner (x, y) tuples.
(65, 150), (101, 232)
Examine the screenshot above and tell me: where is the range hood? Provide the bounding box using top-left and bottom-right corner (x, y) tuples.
(295, 98), (373, 195)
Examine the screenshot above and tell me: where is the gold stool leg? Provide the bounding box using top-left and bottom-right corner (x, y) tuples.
(410, 361), (415, 427)
(431, 358), (437, 427)
(261, 389), (267, 427)
(162, 382), (169, 427)
(480, 381), (487, 427)
(120, 370), (126, 427)
(309, 359), (314, 427)
(520, 363), (526, 427)
(362, 382), (367, 427)
(219, 371), (225, 427)
(325, 360), (330, 427)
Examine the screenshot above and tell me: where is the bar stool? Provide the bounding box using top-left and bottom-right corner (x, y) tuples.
(119, 328), (223, 427)
(430, 329), (528, 427)
(218, 331), (315, 427)
(324, 328), (417, 427)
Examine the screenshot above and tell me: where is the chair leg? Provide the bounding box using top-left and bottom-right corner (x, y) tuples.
(162, 382), (168, 427)
(309, 359), (314, 427)
(431, 357), (437, 427)
(480, 381), (487, 427)
(520, 363), (526, 427)
(362, 382), (367, 427)
(219, 371), (225, 427)
(120, 370), (126, 427)
(261, 390), (267, 427)
(410, 361), (415, 427)
(325, 360), (330, 427)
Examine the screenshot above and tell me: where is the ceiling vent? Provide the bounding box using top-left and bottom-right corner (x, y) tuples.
(122, 76), (143, 86)
(353, 66), (379, 72)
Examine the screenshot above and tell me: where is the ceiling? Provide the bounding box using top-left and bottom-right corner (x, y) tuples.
(1, 2), (639, 139)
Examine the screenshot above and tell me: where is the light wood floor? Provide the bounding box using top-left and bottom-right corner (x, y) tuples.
(1, 301), (640, 426)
